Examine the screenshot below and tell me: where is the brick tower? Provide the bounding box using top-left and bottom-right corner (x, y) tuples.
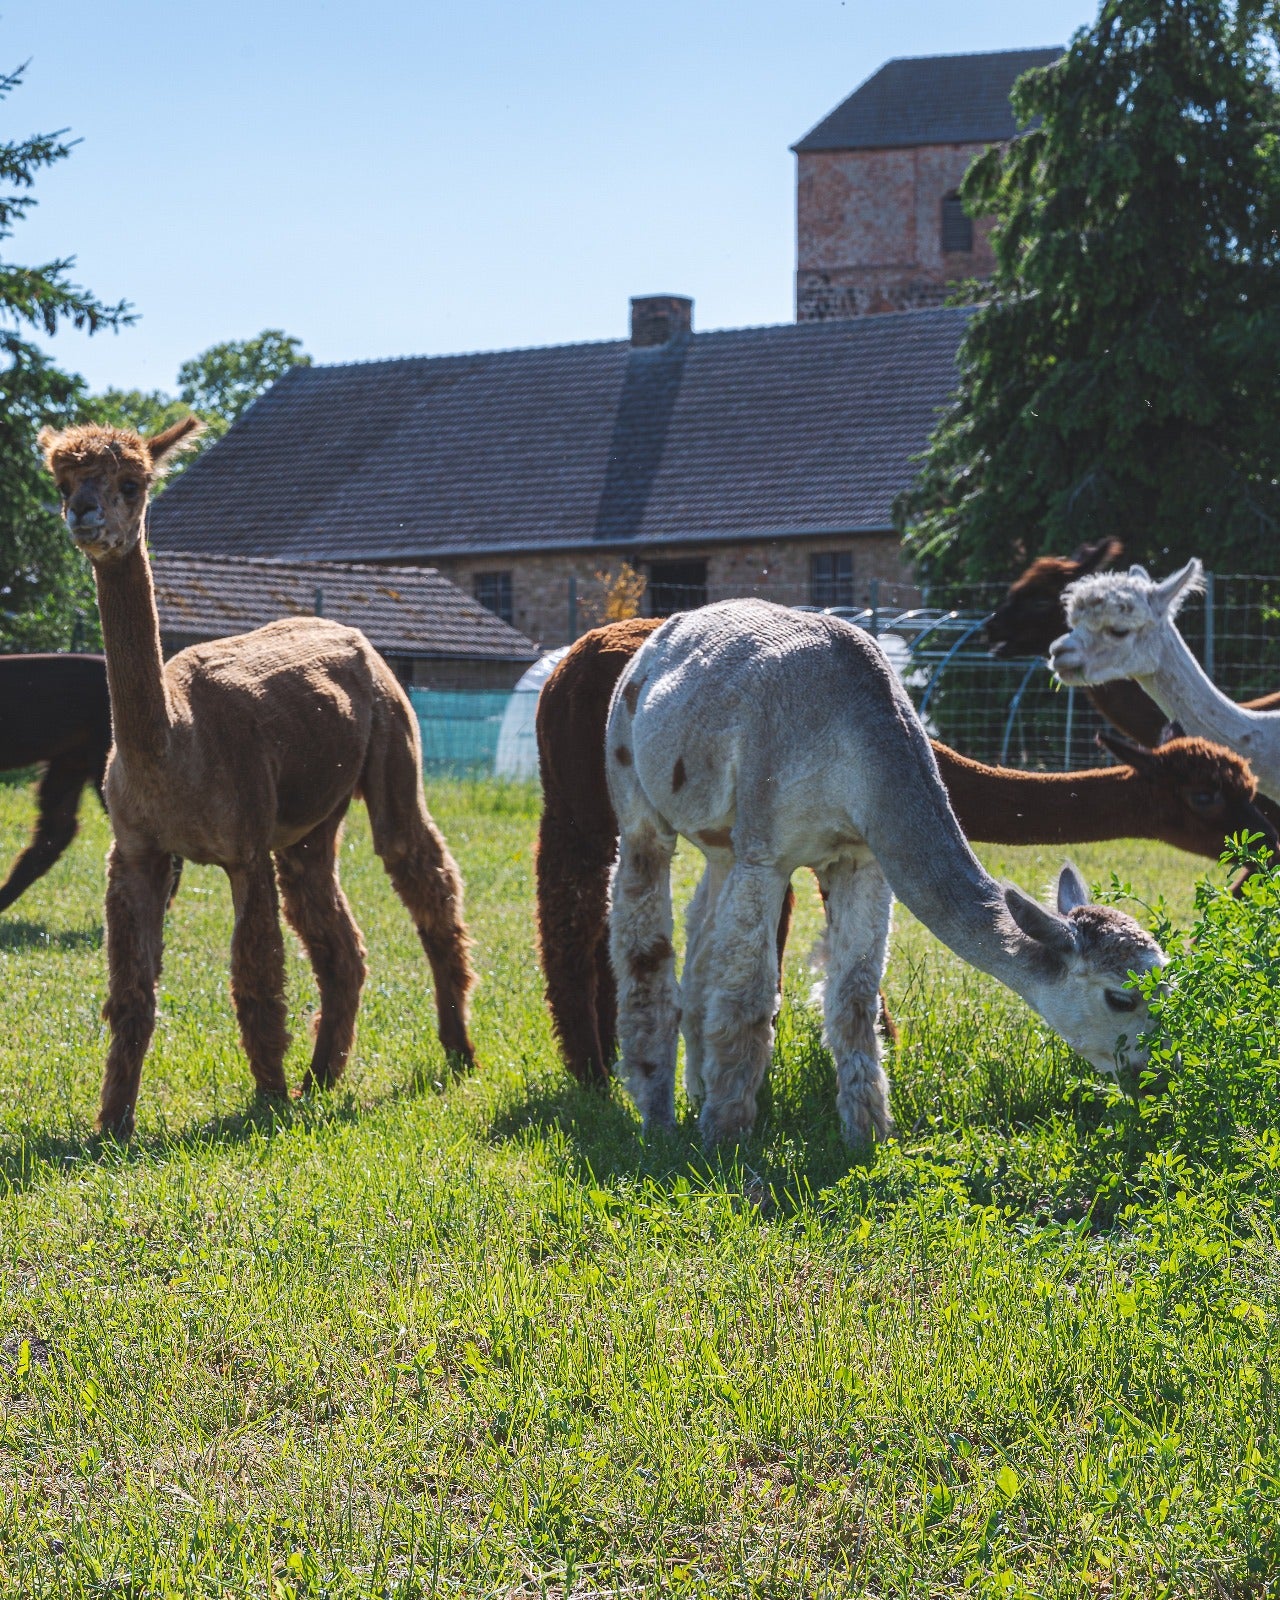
(793, 48), (1061, 321)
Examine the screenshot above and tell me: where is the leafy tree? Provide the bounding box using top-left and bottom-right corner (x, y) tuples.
(898, 0), (1280, 585)
(176, 329), (311, 441)
(0, 59), (131, 650)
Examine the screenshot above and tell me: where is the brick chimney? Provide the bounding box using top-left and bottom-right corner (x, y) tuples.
(630, 294), (693, 348)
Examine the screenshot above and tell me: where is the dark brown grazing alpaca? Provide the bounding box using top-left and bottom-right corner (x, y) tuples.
(0, 654), (111, 912)
(986, 538), (1280, 742)
(537, 616), (1276, 1085)
(42, 417), (476, 1136)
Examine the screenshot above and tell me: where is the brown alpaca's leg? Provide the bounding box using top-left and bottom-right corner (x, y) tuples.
(0, 752), (92, 913)
(275, 808), (367, 1093)
(98, 844), (172, 1137)
(227, 861), (290, 1098)
(535, 809), (617, 1085)
(362, 703), (476, 1070)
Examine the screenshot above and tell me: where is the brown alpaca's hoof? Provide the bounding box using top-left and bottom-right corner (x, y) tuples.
(95, 1111), (136, 1142)
(445, 1045), (476, 1078)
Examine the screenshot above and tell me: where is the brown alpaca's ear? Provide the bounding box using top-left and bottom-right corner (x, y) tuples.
(36, 425), (62, 471)
(1158, 720), (1186, 745)
(147, 414), (206, 471)
(1070, 537), (1124, 577)
(1096, 730), (1157, 774)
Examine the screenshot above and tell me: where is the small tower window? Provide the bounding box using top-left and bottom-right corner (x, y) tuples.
(474, 570), (513, 625)
(941, 192), (973, 254)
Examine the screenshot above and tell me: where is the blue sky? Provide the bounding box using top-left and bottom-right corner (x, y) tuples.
(10, 0), (1095, 393)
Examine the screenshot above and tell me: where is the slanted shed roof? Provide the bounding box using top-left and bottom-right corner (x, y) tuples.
(150, 553), (538, 662)
(793, 48), (1061, 153)
(147, 306), (970, 564)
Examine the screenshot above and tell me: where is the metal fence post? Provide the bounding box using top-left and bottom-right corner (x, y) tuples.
(1063, 686), (1075, 771)
(568, 576), (577, 642)
(869, 578), (880, 638)
(1203, 570), (1215, 680)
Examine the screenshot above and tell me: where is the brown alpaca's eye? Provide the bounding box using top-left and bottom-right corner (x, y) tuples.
(1187, 790), (1221, 810)
(121, 480), (141, 498)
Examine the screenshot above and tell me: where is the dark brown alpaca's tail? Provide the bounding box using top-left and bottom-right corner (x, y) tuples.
(362, 677), (476, 1071)
(0, 752), (95, 913)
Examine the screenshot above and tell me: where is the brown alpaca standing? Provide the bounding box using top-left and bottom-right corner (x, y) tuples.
(536, 617), (1275, 1085)
(41, 418), (476, 1135)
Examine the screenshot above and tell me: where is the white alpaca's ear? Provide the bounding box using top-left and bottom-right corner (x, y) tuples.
(1128, 564), (1151, 580)
(1004, 883), (1077, 956)
(1056, 862), (1090, 915)
(1152, 558), (1204, 618)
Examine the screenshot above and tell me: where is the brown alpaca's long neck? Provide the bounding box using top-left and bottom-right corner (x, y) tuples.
(933, 744), (1149, 846)
(93, 539), (172, 764)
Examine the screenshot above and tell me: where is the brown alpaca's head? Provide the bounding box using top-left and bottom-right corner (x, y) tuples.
(39, 416), (205, 562)
(1099, 729), (1279, 859)
(986, 538), (1124, 658)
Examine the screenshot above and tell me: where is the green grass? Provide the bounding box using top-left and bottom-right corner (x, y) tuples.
(0, 779), (1277, 1598)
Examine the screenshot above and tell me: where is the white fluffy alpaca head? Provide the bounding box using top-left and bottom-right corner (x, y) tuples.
(1049, 559), (1204, 686)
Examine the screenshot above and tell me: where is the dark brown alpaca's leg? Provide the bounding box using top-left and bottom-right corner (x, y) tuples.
(535, 808), (617, 1086)
(98, 845), (172, 1137)
(0, 753), (92, 913)
(227, 861), (290, 1098)
(275, 807), (367, 1093)
(362, 702), (476, 1070)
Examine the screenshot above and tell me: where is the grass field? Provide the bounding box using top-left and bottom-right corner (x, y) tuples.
(0, 776), (1277, 1598)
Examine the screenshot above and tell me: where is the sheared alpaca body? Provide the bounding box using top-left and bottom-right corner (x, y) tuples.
(604, 601), (1165, 1148)
(537, 617), (1264, 1085)
(0, 653), (112, 912)
(1052, 560), (1280, 804)
(41, 418), (476, 1136)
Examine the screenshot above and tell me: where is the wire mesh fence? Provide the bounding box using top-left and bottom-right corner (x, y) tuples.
(409, 573), (1280, 780)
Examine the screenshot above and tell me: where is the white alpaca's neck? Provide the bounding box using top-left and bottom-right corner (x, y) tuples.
(94, 536), (173, 765)
(1139, 622), (1280, 798)
(858, 746), (1061, 1009)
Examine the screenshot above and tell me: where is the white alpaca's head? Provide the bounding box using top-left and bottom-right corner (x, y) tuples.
(1049, 559), (1203, 687)
(1004, 864), (1166, 1074)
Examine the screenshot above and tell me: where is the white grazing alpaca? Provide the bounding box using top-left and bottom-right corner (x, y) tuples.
(605, 600), (1165, 1150)
(1050, 559), (1280, 803)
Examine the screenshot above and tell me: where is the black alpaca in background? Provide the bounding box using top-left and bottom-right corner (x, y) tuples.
(0, 653), (113, 912)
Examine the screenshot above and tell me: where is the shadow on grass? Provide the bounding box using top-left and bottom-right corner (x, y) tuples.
(0, 1088), (368, 1195)
(487, 1000), (1153, 1233)
(0, 919), (102, 953)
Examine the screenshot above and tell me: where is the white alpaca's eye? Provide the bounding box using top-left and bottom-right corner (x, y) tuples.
(1107, 627), (1131, 639)
(1105, 988), (1139, 1013)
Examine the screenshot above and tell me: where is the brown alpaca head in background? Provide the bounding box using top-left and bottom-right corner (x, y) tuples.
(986, 537), (1124, 658)
(39, 416), (204, 563)
(1098, 729), (1279, 859)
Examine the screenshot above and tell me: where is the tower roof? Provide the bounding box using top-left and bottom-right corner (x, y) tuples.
(793, 47), (1062, 154)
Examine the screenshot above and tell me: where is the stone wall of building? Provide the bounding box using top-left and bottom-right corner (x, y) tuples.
(796, 143), (995, 321)
(429, 534), (915, 650)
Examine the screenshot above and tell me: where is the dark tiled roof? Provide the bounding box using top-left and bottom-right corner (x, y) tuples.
(150, 553), (538, 662)
(147, 306), (970, 563)
(793, 48), (1061, 153)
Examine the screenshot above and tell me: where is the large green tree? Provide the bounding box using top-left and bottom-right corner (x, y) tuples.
(0, 60), (131, 649)
(898, 0), (1280, 585)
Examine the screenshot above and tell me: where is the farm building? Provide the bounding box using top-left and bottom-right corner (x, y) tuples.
(149, 553), (539, 691)
(147, 301), (970, 648)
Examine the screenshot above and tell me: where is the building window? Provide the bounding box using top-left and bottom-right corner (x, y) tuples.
(941, 191), (973, 254)
(646, 559), (708, 617)
(474, 570), (513, 625)
(810, 551), (854, 608)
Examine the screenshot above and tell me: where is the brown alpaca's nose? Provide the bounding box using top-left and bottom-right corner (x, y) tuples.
(67, 490), (104, 529)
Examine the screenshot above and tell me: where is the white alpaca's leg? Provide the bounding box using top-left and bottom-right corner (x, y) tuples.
(820, 859), (893, 1150)
(609, 818), (680, 1132)
(681, 855), (728, 1106)
(698, 863), (789, 1148)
